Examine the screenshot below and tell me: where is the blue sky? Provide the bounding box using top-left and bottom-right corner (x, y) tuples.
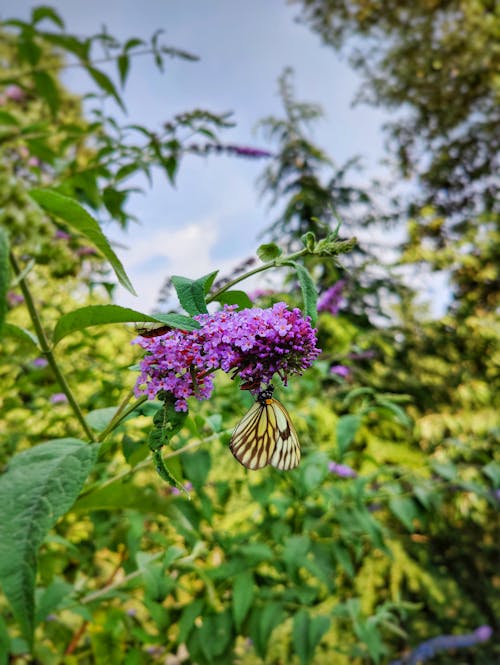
(4, 1), (444, 313)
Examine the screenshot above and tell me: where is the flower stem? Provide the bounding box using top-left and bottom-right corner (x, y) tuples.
(97, 391), (146, 442)
(206, 247), (308, 303)
(9, 251), (95, 442)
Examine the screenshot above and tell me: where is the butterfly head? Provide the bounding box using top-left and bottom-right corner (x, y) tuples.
(257, 385), (274, 405)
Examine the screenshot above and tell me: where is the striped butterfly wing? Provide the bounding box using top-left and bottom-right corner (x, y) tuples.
(230, 397), (300, 471)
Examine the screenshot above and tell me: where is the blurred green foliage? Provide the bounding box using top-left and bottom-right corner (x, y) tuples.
(0, 4), (498, 665)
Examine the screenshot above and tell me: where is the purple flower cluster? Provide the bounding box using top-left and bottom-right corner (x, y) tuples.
(328, 461), (357, 478)
(317, 280), (345, 315)
(134, 303), (320, 411)
(330, 364), (351, 379)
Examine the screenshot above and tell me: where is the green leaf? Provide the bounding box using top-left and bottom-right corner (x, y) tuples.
(0, 111), (20, 126)
(51, 304), (198, 345)
(287, 261), (318, 324)
(33, 71), (59, 115)
(0, 228), (9, 334)
(32, 6), (65, 28)
(0, 438), (98, 645)
(181, 450), (211, 492)
(85, 407), (120, 432)
(293, 610), (311, 665)
(171, 274), (209, 315)
(0, 614), (10, 665)
(150, 312), (201, 330)
(232, 571), (253, 631)
(212, 290), (252, 310)
(29, 189), (136, 295)
(178, 599), (204, 644)
(336, 414), (361, 457)
(483, 461), (500, 487)
(389, 496), (418, 532)
(257, 242), (282, 262)
(2, 323), (39, 348)
(256, 602), (284, 659)
(117, 54), (130, 86)
(86, 66), (125, 112)
(35, 578), (73, 625)
(73, 479), (173, 515)
(375, 399), (412, 427)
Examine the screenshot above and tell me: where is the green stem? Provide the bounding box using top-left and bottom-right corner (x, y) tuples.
(9, 251), (95, 441)
(97, 391), (146, 442)
(206, 247), (308, 303)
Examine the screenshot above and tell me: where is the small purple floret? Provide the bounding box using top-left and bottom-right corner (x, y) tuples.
(50, 393), (68, 404)
(328, 461), (357, 478)
(330, 364), (351, 379)
(318, 280), (345, 315)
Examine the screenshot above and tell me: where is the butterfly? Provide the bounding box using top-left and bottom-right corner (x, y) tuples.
(229, 386), (301, 470)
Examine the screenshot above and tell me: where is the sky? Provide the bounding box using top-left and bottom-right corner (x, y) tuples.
(2, 1), (447, 314)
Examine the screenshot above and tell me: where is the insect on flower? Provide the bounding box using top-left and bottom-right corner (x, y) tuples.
(230, 385), (300, 470)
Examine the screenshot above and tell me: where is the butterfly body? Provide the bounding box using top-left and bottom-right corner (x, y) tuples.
(230, 388), (301, 471)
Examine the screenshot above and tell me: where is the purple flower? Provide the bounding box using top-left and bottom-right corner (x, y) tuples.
(5, 85), (25, 102)
(330, 364), (351, 379)
(76, 246), (97, 256)
(32, 357), (48, 368)
(134, 303), (321, 411)
(7, 292), (24, 306)
(54, 230), (71, 240)
(170, 481), (193, 496)
(226, 144), (273, 158)
(348, 350), (376, 361)
(50, 393), (68, 404)
(248, 288), (274, 302)
(474, 626), (493, 641)
(317, 280), (345, 315)
(328, 461), (357, 478)
(27, 156), (41, 168)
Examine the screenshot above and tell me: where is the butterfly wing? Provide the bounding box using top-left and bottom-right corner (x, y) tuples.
(229, 400), (276, 469)
(268, 398), (301, 470)
(229, 398), (300, 471)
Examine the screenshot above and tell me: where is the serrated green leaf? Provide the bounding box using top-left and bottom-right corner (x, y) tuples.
(212, 289), (252, 310)
(232, 571), (253, 631)
(29, 189), (136, 295)
(336, 414), (361, 457)
(33, 71), (59, 115)
(286, 261), (318, 324)
(0, 228), (9, 333)
(51, 304), (193, 345)
(2, 323), (39, 347)
(0, 438), (98, 645)
(171, 275), (209, 315)
(257, 242), (282, 262)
